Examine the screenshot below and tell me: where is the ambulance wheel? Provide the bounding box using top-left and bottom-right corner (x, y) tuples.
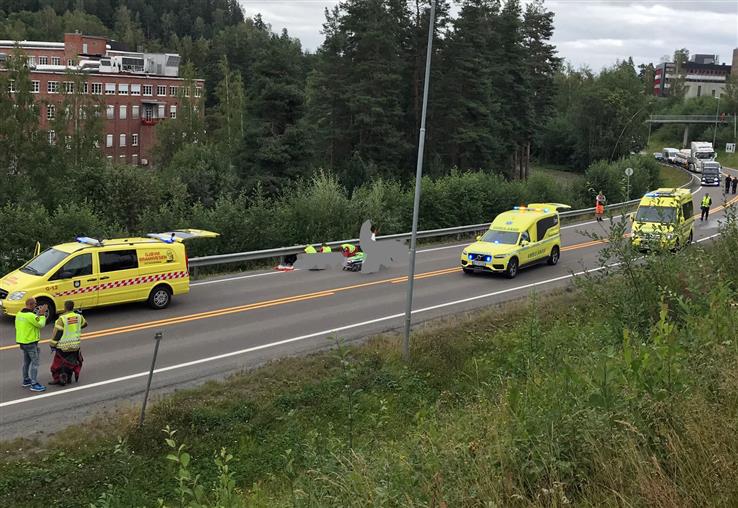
(35, 298), (55, 320)
(148, 285), (172, 310)
(505, 257), (519, 279)
(547, 246), (560, 266)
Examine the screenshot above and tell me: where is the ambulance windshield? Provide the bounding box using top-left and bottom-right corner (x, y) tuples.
(481, 230), (519, 245)
(20, 248), (68, 276)
(635, 206), (676, 224)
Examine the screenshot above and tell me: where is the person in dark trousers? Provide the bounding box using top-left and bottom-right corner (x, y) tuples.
(700, 193), (712, 221)
(732, 177), (737, 195)
(725, 175), (732, 194)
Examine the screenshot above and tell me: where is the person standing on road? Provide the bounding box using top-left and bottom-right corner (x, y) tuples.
(49, 300), (87, 386)
(725, 175), (732, 194)
(700, 193), (712, 221)
(595, 191), (606, 222)
(732, 177), (737, 195)
(15, 297), (48, 392)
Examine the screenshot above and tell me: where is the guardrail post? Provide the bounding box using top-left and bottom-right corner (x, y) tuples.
(138, 331), (163, 427)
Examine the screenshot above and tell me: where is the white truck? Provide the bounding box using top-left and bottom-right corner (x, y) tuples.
(688, 141), (718, 174)
(675, 149), (691, 171)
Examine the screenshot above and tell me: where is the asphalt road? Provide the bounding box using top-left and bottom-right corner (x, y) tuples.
(0, 172), (735, 439)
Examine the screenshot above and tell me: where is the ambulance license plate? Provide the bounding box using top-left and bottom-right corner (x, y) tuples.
(472, 260), (486, 267)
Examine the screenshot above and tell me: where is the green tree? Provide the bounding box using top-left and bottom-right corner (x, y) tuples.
(211, 55), (245, 159)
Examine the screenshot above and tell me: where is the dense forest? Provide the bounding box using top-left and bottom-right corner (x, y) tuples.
(0, 0), (734, 271)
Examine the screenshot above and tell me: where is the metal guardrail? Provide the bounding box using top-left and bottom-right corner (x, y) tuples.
(188, 166), (698, 270)
(648, 114), (731, 124)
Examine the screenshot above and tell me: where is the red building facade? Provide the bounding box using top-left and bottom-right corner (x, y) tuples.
(0, 33), (204, 166)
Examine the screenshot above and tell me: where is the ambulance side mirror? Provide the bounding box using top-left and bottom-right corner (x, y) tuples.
(520, 240), (530, 247)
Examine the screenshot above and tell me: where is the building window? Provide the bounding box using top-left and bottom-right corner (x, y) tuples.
(143, 85), (153, 96)
(64, 82), (74, 93)
(8, 80), (15, 93)
(132, 154), (138, 165)
(119, 154), (126, 163)
(195, 87), (202, 97)
(51, 56), (61, 66)
(47, 81), (59, 94)
(106, 105), (115, 119)
(83, 43), (88, 54)
(132, 133), (139, 146)
(106, 134), (113, 148)
(158, 104), (165, 118)
(92, 83), (102, 95)
(47, 130), (56, 145)
(39, 56), (48, 65)
(47, 104), (55, 120)
(83, 82), (89, 94)
(131, 84), (141, 96)
(118, 83), (129, 95)
(105, 83), (116, 95)
(183, 87), (190, 97)
(132, 105), (140, 119)
(64, 135), (72, 149)
(119, 134), (126, 147)
(169, 86), (177, 96)
(27, 56), (35, 66)
(169, 105), (177, 119)
(157, 85), (166, 96)
(67, 59), (73, 66)
(119, 105), (127, 120)
(32, 80), (39, 93)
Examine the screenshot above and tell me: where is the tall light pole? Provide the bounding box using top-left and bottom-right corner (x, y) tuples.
(403, 0), (436, 361)
(713, 94), (721, 146)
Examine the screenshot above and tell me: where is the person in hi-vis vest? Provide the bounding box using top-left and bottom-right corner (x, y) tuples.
(49, 301), (87, 386)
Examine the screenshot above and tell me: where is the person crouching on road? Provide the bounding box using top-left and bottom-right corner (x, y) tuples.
(320, 243), (332, 253)
(49, 301), (86, 386)
(700, 193), (712, 221)
(15, 297), (48, 392)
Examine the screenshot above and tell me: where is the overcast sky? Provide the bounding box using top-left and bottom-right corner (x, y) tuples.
(240, 0), (738, 70)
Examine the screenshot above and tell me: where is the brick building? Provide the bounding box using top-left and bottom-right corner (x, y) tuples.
(0, 33), (204, 166)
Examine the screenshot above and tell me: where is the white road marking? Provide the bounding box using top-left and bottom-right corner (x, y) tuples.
(0, 264), (617, 408)
(191, 271), (289, 286)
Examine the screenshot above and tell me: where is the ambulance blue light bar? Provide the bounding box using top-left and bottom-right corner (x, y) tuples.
(513, 206), (550, 213)
(76, 236), (102, 247)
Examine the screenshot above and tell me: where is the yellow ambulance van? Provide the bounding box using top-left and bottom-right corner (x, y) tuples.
(0, 230), (218, 318)
(631, 188), (694, 251)
(460, 203), (570, 279)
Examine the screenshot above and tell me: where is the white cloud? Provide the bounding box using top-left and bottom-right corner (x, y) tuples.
(239, 1), (738, 69)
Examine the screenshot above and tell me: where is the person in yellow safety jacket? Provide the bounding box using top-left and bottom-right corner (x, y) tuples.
(700, 194), (712, 221)
(341, 243), (358, 257)
(49, 300), (87, 386)
(320, 243), (332, 253)
(16, 297), (48, 392)
(304, 244), (317, 254)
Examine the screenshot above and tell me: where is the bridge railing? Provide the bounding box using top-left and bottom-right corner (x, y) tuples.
(188, 168), (698, 270)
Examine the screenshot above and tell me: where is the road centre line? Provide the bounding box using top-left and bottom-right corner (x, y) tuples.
(0, 263), (618, 409)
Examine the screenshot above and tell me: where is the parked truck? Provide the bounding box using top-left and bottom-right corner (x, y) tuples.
(675, 150), (691, 171)
(700, 160), (721, 186)
(688, 141), (717, 174)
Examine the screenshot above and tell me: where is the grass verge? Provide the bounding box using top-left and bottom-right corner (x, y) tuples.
(3, 214), (738, 507)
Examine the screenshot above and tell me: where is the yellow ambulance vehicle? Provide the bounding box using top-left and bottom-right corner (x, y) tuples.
(631, 188), (695, 251)
(0, 230), (218, 318)
(461, 203), (570, 279)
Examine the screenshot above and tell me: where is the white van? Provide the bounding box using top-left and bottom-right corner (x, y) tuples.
(662, 148), (679, 164)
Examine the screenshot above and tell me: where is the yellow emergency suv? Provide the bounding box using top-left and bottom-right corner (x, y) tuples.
(0, 230), (218, 318)
(461, 203), (570, 279)
(631, 188), (694, 251)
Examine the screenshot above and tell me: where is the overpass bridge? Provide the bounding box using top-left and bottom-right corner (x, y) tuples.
(646, 114), (736, 147)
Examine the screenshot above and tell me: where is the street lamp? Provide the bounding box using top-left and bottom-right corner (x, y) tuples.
(403, 0), (436, 361)
(713, 94), (721, 146)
